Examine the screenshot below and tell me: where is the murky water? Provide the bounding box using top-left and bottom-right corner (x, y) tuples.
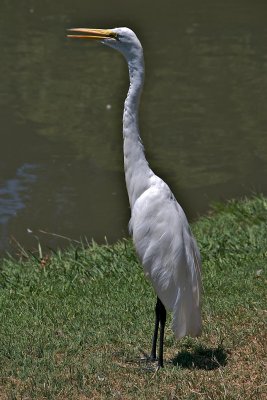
(0, 1), (267, 256)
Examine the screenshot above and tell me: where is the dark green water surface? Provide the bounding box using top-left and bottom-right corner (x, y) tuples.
(0, 1), (266, 254)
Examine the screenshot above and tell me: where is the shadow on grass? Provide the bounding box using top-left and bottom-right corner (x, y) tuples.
(172, 345), (228, 370)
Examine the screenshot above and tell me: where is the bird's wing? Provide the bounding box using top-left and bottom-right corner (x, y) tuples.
(131, 183), (202, 338)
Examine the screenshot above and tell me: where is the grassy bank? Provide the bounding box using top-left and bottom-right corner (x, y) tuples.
(0, 196), (266, 399)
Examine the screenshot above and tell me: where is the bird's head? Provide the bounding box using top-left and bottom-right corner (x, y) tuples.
(67, 27), (143, 63)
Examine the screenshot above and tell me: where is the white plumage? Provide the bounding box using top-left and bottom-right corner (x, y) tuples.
(131, 181), (202, 339)
(68, 26), (202, 367)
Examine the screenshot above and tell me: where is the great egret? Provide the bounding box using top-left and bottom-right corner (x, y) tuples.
(67, 27), (202, 368)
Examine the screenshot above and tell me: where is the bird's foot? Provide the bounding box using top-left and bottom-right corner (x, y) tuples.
(140, 361), (163, 374)
(139, 350), (157, 363)
(139, 351), (164, 370)
(152, 355), (164, 369)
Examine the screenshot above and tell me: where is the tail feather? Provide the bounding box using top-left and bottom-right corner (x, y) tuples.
(154, 235), (202, 339)
(171, 284), (202, 339)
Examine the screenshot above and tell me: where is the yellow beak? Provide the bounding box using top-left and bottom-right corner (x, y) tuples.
(67, 28), (116, 40)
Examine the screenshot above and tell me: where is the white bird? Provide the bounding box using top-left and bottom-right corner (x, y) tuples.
(67, 27), (202, 368)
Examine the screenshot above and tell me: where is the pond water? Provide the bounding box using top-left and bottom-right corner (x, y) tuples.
(0, 0), (266, 256)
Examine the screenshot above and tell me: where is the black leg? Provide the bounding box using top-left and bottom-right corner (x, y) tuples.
(150, 297), (166, 368)
(157, 297), (166, 368)
(150, 298), (160, 360)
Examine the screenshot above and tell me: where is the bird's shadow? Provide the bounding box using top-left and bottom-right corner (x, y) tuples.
(172, 344), (228, 370)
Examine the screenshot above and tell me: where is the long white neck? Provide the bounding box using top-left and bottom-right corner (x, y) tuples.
(123, 55), (152, 208)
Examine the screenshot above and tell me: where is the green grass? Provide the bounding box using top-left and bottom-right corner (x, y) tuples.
(0, 196), (266, 399)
